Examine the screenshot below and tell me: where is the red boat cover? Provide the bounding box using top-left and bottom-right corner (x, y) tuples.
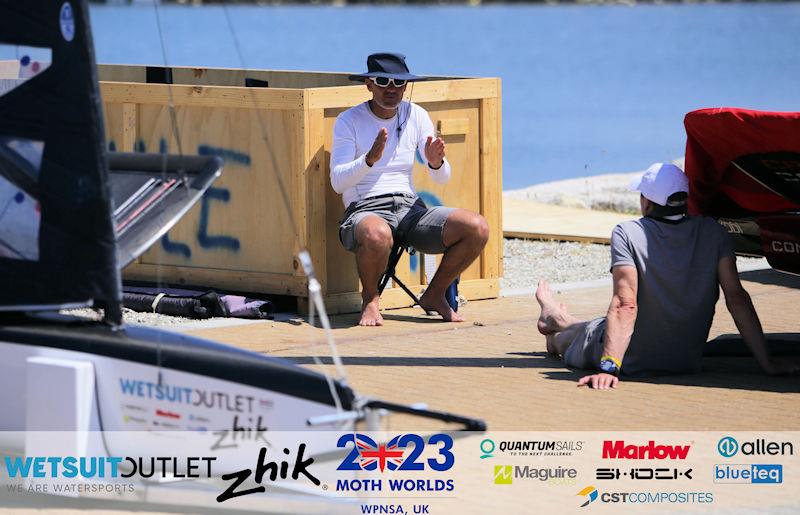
(684, 107), (800, 216)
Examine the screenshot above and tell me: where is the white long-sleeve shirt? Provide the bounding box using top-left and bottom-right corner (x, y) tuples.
(330, 101), (451, 207)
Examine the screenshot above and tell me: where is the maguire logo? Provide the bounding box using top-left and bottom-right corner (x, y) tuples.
(494, 465), (513, 485)
(337, 434), (454, 472)
(714, 464), (783, 484)
(577, 486), (598, 507)
(718, 436), (794, 458)
(492, 465), (578, 486)
(602, 441), (690, 460)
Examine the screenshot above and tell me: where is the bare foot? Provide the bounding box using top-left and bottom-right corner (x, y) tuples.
(535, 279), (570, 335)
(545, 334), (559, 356)
(419, 291), (465, 322)
(358, 298), (384, 326)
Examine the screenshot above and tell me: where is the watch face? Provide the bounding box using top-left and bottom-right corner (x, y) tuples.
(600, 360), (618, 374)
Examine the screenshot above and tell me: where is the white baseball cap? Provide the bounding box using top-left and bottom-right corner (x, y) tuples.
(629, 163), (689, 206)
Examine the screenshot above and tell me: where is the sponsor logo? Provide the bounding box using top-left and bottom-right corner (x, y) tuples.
(119, 378), (257, 414)
(714, 464), (783, 484)
(335, 434), (456, 494)
(155, 409), (181, 420)
(596, 468), (692, 480)
(577, 486), (598, 507)
(578, 489), (714, 506)
(337, 434), (454, 473)
(494, 465), (578, 485)
(480, 439), (495, 459)
(494, 465), (513, 485)
(481, 438), (584, 458)
(717, 437), (793, 458)
(602, 440), (691, 460)
(771, 241), (800, 253)
(217, 444), (319, 503)
(59, 2), (75, 42)
(121, 404), (147, 412)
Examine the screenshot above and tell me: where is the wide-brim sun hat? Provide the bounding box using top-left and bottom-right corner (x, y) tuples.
(348, 52), (427, 82)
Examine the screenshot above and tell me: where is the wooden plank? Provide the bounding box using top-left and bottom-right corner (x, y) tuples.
(98, 63), (145, 83)
(100, 82), (304, 110)
(307, 78), (499, 109)
(479, 88), (502, 281)
(502, 197), (634, 243)
(437, 117), (470, 136)
(123, 264), (309, 297)
(125, 105), (301, 277)
(305, 108), (328, 292)
(121, 103), (137, 152)
(503, 230), (611, 245)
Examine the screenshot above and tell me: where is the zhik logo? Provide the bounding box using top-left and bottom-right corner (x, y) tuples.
(337, 433), (455, 472)
(577, 486), (598, 507)
(494, 465), (513, 485)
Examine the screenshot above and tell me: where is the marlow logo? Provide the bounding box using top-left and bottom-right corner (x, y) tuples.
(494, 465), (513, 485)
(602, 441), (690, 459)
(577, 486), (598, 508)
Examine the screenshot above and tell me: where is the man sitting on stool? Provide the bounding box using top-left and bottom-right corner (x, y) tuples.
(331, 52), (489, 326)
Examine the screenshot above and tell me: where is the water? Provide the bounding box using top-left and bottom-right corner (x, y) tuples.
(25, 4), (800, 189)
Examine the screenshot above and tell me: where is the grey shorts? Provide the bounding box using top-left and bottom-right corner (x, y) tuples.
(338, 194), (454, 254)
(563, 317), (607, 370)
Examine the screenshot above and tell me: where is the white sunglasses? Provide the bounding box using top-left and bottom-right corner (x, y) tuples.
(370, 77), (407, 88)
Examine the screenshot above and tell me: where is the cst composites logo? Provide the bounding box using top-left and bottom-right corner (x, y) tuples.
(577, 486), (598, 507)
(334, 434), (455, 493)
(717, 436), (794, 458)
(493, 465), (578, 485)
(574, 487), (713, 507)
(480, 438), (584, 458)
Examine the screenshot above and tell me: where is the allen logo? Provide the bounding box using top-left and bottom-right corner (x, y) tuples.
(494, 465), (513, 485)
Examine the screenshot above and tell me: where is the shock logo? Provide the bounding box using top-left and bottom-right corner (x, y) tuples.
(337, 434), (455, 472)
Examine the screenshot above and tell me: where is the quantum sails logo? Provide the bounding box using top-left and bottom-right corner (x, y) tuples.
(480, 438), (584, 458)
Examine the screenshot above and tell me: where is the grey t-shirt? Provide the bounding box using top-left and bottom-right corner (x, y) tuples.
(611, 216), (735, 376)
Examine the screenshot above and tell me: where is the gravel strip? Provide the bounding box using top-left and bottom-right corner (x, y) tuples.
(63, 238), (768, 327)
(500, 237), (768, 291)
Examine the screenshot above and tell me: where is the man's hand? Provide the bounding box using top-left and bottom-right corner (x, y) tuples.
(366, 128), (388, 167)
(761, 357), (800, 376)
(577, 373), (619, 389)
(425, 136), (446, 168)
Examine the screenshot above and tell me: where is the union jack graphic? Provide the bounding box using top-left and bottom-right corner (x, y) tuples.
(354, 434), (405, 472)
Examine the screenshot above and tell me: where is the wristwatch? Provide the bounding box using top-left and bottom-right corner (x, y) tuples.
(599, 356), (621, 376)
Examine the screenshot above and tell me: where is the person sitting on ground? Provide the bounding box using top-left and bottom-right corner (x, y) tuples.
(535, 162), (800, 388)
(330, 52), (489, 326)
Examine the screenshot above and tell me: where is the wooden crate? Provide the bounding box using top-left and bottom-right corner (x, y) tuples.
(99, 64), (502, 313)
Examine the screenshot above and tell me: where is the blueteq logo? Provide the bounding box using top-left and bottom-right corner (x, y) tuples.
(337, 434), (454, 472)
(714, 464), (783, 484)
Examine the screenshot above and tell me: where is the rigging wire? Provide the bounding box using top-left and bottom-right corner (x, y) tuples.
(220, 4), (350, 413)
